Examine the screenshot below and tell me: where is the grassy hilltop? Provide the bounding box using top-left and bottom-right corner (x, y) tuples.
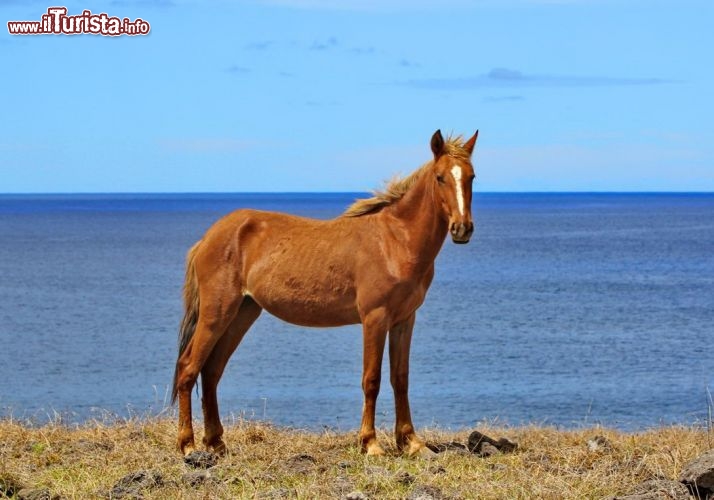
(0, 418), (710, 499)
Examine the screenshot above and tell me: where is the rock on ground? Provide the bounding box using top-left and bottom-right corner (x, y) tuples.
(343, 491), (368, 500)
(467, 430), (518, 457)
(408, 484), (446, 500)
(426, 441), (467, 454)
(0, 477), (20, 498)
(284, 453), (318, 475)
(395, 470), (415, 485)
(16, 488), (57, 500)
(610, 479), (691, 500)
(183, 450), (218, 469)
(680, 449), (714, 499)
(110, 469), (163, 499)
(256, 487), (294, 499)
(181, 470), (215, 487)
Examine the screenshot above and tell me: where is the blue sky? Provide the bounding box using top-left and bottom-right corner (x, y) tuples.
(1, 0), (712, 192)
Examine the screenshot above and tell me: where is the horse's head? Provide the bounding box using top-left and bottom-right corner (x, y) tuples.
(430, 129), (478, 244)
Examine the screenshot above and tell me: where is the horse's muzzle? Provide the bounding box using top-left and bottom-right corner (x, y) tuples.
(450, 221), (474, 244)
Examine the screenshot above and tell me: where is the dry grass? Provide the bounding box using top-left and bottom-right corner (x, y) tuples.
(0, 417), (710, 499)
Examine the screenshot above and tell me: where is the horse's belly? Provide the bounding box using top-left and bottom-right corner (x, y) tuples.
(247, 281), (360, 327)
(240, 218), (363, 326)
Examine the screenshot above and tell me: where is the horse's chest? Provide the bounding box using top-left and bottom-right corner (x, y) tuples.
(395, 261), (434, 290)
(377, 266), (434, 316)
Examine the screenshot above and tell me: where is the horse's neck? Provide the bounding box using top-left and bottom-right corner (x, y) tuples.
(383, 170), (448, 265)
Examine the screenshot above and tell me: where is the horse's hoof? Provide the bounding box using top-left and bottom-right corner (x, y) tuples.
(365, 442), (386, 456)
(208, 440), (227, 457)
(415, 446), (437, 459)
(406, 440), (436, 459)
(181, 444), (196, 457)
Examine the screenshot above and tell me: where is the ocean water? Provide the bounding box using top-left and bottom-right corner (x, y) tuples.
(0, 193), (712, 431)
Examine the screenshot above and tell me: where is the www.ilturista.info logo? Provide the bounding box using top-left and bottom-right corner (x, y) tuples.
(7, 7), (150, 36)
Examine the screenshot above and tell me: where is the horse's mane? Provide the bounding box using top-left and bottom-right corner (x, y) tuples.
(343, 135), (470, 217)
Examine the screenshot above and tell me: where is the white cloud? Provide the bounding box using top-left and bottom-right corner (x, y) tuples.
(401, 68), (671, 90)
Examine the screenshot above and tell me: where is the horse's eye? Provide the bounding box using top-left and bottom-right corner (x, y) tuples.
(436, 174), (445, 184)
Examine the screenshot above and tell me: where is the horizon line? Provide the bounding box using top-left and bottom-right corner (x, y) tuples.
(1, 190), (714, 196)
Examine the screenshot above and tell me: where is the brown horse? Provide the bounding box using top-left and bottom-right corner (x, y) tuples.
(172, 129), (478, 457)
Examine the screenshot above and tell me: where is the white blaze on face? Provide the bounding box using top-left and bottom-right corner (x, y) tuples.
(451, 165), (465, 216)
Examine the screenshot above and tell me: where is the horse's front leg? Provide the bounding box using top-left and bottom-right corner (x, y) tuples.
(389, 313), (430, 456)
(359, 311), (389, 456)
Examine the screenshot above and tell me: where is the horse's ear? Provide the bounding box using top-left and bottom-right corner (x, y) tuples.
(463, 130), (479, 156)
(431, 129), (445, 159)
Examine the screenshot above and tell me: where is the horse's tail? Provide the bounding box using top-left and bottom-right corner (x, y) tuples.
(171, 240), (202, 405)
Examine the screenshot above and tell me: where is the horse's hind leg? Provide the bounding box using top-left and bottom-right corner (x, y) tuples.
(175, 292), (242, 456)
(200, 296), (262, 454)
